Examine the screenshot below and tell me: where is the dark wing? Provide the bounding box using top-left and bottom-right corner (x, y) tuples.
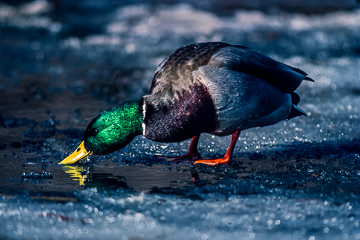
(146, 42), (229, 105)
(207, 45), (312, 119)
(208, 45), (314, 93)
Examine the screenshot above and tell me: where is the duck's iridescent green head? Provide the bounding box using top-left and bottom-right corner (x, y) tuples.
(84, 100), (143, 154)
(59, 100), (143, 164)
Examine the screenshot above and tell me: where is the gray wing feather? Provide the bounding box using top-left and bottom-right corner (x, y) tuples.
(208, 46), (311, 92)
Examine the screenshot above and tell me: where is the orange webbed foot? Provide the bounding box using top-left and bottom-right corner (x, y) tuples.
(193, 156), (230, 166)
(193, 129), (241, 166)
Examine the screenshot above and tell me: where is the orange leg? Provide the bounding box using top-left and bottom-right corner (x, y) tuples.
(157, 135), (202, 161)
(194, 129), (241, 166)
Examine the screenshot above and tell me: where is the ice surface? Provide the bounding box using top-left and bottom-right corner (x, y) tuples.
(1, 189), (360, 240)
(0, 1), (360, 240)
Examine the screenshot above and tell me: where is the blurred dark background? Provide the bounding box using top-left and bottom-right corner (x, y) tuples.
(1, 1), (360, 239)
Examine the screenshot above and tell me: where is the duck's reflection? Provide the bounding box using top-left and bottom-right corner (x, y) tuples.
(63, 166), (88, 186)
(62, 165), (129, 189)
(62, 164), (202, 190)
(191, 171), (200, 186)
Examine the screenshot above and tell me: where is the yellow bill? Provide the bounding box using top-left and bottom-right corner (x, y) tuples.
(58, 141), (93, 165)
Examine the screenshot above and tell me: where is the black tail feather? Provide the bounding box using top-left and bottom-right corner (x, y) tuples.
(290, 66), (307, 75)
(304, 76), (315, 82)
(290, 92), (301, 105)
(287, 104), (307, 120)
(289, 66), (315, 82)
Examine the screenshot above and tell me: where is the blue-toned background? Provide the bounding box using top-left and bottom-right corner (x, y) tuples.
(0, 1), (359, 239)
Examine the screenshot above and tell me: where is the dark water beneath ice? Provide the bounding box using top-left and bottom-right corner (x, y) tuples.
(0, 1), (360, 239)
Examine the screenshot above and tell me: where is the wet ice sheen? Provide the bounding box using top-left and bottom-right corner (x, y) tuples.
(1, 191), (359, 240)
(1, 1), (360, 240)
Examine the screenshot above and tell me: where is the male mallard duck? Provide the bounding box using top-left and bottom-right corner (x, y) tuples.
(59, 42), (313, 166)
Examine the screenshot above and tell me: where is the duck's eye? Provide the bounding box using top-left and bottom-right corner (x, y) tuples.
(89, 128), (99, 137)
(84, 127), (100, 139)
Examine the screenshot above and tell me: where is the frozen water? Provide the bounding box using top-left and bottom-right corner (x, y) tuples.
(0, 1), (360, 240)
(1, 191), (360, 240)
